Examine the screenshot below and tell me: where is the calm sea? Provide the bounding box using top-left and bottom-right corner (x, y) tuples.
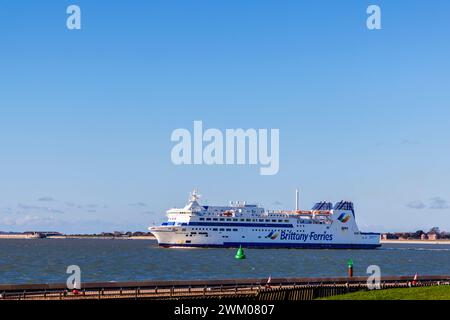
(1, 239), (449, 285)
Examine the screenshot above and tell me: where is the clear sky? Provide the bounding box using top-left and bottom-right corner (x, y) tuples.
(1, 0), (449, 234)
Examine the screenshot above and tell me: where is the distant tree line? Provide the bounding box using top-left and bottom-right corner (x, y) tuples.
(384, 227), (450, 240)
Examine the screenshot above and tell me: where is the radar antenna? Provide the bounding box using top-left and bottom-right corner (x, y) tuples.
(190, 189), (201, 202)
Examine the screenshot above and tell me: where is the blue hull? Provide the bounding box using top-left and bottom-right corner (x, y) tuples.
(159, 242), (382, 249)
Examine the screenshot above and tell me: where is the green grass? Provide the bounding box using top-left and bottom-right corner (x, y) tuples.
(320, 285), (450, 300)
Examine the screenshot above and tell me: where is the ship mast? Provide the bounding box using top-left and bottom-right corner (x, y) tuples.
(190, 189), (201, 202)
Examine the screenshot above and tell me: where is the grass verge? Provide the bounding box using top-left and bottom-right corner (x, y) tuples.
(320, 285), (450, 300)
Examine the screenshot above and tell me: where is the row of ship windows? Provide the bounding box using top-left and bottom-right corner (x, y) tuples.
(199, 217), (290, 223)
(206, 210), (262, 213)
(186, 235), (231, 239)
(188, 228), (239, 232)
(188, 228), (304, 233)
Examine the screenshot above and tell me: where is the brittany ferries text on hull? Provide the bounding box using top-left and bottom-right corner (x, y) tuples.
(149, 190), (381, 249)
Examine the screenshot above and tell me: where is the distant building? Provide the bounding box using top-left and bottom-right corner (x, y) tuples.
(428, 233), (439, 241)
(380, 231), (444, 242)
(101, 232), (114, 237)
(382, 233), (399, 240)
(0, 232), (42, 239)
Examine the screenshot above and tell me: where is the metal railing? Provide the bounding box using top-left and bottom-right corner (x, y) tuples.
(1, 275), (449, 301)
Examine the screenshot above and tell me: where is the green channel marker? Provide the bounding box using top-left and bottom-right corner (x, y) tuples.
(347, 259), (354, 277)
(235, 245), (246, 260)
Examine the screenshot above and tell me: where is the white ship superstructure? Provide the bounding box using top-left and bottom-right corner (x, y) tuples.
(149, 190), (381, 249)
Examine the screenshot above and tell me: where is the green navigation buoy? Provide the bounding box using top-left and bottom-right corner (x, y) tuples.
(235, 245), (246, 260)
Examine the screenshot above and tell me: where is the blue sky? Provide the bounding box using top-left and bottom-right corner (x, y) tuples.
(1, 0), (449, 233)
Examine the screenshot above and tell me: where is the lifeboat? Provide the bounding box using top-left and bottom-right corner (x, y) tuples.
(222, 210), (234, 217)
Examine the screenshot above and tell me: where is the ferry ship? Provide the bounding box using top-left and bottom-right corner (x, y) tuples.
(149, 190), (381, 249)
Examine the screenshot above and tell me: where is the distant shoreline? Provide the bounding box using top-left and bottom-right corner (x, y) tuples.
(381, 239), (450, 245)
(48, 235), (156, 240)
(2, 236), (449, 244)
(0, 235), (155, 240)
